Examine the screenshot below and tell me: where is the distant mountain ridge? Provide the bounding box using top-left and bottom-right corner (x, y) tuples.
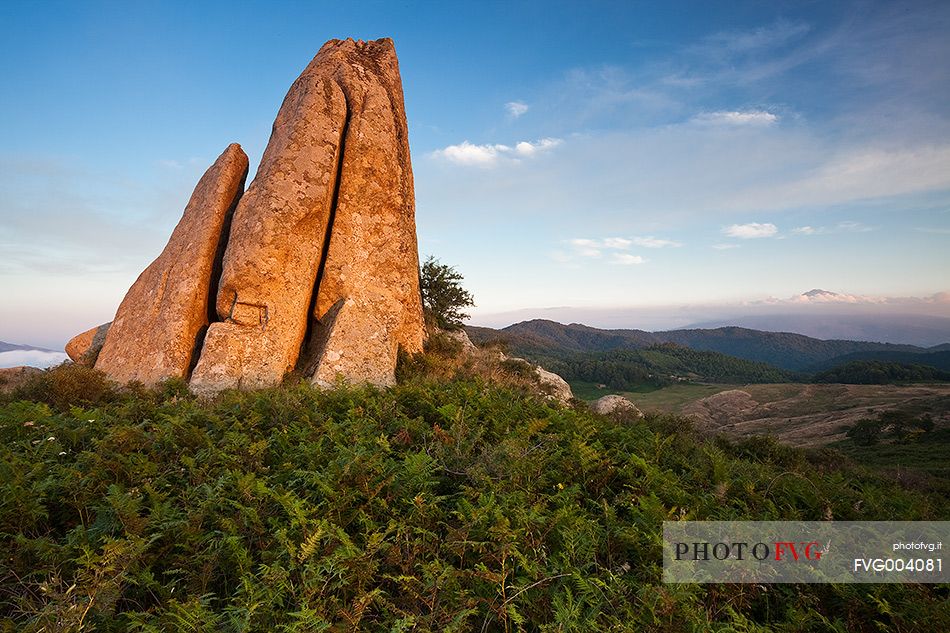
(466, 320), (947, 371)
(685, 312), (950, 348)
(0, 341), (56, 354)
(0, 341), (69, 370)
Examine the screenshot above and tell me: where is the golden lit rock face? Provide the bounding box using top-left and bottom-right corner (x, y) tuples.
(71, 39), (425, 393)
(92, 144), (248, 386)
(305, 39), (425, 387)
(191, 38), (424, 394)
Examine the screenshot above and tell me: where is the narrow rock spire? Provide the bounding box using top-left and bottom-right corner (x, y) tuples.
(92, 144), (248, 385)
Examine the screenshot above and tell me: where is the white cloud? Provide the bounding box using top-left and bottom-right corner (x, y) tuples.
(0, 350), (68, 369)
(431, 138), (562, 167)
(568, 236), (639, 255)
(569, 238), (602, 257)
(559, 237), (651, 264)
(430, 141), (509, 167)
(712, 243), (740, 250)
(612, 253), (646, 265)
(603, 237), (632, 249)
(692, 110), (779, 126)
(723, 222), (778, 238)
(632, 236), (683, 248)
(514, 138), (562, 157)
(792, 226), (815, 235)
(506, 101), (529, 118)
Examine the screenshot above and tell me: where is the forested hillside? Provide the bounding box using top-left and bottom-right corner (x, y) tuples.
(813, 360), (950, 384)
(468, 320), (938, 371)
(522, 344), (794, 391)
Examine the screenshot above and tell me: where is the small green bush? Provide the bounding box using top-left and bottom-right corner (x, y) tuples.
(10, 363), (119, 411)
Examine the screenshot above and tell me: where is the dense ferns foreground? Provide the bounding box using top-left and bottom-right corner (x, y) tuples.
(1, 362), (947, 632)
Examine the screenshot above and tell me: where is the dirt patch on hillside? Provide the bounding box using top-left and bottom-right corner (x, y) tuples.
(683, 390), (757, 426)
(678, 383), (950, 448)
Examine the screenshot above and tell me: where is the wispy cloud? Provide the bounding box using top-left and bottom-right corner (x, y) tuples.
(431, 138), (562, 167)
(505, 101), (529, 118)
(691, 110), (778, 126)
(725, 145), (950, 211)
(0, 155), (197, 275)
(791, 221), (875, 236)
(568, 237), (663, 255)
(723, 222), (778, 238)
(712, 243), (740, 250)
(836, 220), (874, 233)
(569, 238), (603, 257)
(602, 237), (632, 249)
(555, 236), (651, 265)
(632, 236), (682, 248)
(702, 19), (812, 55)
(157, 159), (183, 170)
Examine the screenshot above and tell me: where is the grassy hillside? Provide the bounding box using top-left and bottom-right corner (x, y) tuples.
(1, 361), (948, 631)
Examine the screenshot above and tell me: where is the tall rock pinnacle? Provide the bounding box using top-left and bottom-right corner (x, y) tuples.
(91, 144), (248, 385)
(190, 38), (424, 393)
(72, 38), (426, 392)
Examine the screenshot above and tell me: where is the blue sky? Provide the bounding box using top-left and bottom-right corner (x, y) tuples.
(1, 0), (949, 348)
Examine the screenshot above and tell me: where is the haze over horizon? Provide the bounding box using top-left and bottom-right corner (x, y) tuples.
(2, 1), (949, 350)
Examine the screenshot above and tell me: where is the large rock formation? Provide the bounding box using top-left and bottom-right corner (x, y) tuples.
(93, 144), (248, 385)
(191, 38), (423, 393)
(69, 38), (425, 393)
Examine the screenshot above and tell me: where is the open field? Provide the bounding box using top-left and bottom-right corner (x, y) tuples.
(601, 382), (950, 448)
(568, 380), (662, 400)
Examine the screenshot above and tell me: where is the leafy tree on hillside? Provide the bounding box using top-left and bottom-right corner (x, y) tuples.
(420, 256), (475, 330)
(846, 418), (885, 446)
(846, 410), (936, 445)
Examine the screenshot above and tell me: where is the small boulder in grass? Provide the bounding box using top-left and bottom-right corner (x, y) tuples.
(440, 328), (476, 352)
(535, 366), (574, 405)
(591, 394), (643, 418)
